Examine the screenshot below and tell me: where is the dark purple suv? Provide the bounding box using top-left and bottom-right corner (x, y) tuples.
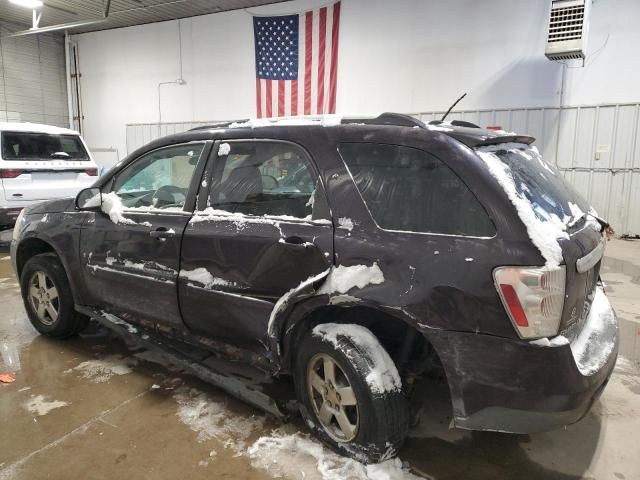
(10, 113), (618, 463)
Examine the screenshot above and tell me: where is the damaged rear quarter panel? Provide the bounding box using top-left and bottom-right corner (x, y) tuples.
(313, 127), (545, 341)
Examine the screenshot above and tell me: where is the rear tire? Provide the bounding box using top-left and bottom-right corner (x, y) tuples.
(294, 323), (409, 463)
(20, 253), (88, 339)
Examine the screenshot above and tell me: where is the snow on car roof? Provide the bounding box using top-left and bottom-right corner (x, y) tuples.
(0, 122), (80, 136)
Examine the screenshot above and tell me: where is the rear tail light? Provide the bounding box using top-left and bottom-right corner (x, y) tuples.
(84, 168), (98, 176)
(0, 169), (26, 179)
(493, 265), (566, 339)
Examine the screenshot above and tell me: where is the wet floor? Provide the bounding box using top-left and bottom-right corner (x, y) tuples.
(1, 241), (640, 480)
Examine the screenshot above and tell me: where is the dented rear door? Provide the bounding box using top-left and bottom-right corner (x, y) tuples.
(178, 139), (333, 355)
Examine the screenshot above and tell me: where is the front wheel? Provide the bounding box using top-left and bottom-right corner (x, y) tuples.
(294, 323), (409, 463)
(20, 253), (88, 338)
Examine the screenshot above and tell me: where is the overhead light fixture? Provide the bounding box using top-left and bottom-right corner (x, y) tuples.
(8, 0), (43, 9)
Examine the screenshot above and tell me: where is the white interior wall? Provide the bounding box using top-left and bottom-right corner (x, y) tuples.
(74, 0), (640, 158)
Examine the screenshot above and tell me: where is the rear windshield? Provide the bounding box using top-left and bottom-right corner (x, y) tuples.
(1, 131), (89, 161)
(481, 144), (590, 226)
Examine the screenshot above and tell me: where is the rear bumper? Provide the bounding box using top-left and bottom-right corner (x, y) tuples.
(427, 287), (618, 433)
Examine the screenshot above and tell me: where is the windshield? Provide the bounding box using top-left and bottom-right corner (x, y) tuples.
(1, 131), (89, 161)
(480, 144), (590, 227)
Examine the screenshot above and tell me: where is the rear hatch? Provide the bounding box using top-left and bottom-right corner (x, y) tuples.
(477, 143), (604, 341)
(0, 130), (97, 201)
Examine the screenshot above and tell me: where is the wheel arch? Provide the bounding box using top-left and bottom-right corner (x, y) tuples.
(15, 236), (80, 304)
(280, 298), (445, 380)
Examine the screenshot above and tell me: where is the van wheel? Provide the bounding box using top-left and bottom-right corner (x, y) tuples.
(20, 253), (88, 339)
(294, 323), (409, 463)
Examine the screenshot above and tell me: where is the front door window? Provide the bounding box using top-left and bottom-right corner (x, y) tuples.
(112, 143), (205, 210)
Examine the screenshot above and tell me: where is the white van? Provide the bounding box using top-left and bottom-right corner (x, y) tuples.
(0, 122), (98, 231)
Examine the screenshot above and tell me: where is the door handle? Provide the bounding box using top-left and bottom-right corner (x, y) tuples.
(282, 235), (309, 247)
(150, 228), (175, 239)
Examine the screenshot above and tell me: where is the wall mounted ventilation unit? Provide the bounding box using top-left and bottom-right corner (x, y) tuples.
(545, 0), (590, 61)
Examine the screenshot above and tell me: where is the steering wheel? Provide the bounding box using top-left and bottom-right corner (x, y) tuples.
(151, 185), (186, 209)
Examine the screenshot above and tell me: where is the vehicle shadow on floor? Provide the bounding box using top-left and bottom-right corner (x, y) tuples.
(403, 377), (602, 479)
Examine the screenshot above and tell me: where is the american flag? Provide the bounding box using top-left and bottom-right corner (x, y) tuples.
(253, 2), (341, 118)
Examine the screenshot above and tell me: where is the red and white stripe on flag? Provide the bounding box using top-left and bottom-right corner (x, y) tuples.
(255, 2), (341, 118)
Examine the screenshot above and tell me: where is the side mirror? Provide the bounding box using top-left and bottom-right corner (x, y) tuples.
(76, 187), (102, 210)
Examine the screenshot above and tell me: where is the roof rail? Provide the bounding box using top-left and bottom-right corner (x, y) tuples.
(186, 113), (428, 131)
(188, 120), (246, 131)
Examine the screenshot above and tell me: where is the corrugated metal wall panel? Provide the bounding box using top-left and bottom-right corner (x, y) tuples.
(0, 21), (69, 128)
(126, 103), (640, 235)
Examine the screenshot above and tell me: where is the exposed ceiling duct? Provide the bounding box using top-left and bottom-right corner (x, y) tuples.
(0, 0), (287, 36)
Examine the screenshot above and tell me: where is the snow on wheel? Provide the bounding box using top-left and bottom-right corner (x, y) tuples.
(294, 323), (409, 464)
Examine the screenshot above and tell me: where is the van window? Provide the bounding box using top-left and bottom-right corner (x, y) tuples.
(339, 143), (495, 237)
(1, 132), (89, 161)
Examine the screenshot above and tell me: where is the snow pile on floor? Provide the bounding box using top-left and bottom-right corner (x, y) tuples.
(174, 387), (265, 451)
(101, 192), (138, 226)
(571, 287), (617, 375)
(313, 323), (402, 394)
(318, 263), (385, 295)
(476, 145), (569, 267)
(179, 268), (233, 289)
(23, 395), (69, 416)
(247, 429), (424, 480)
(65, 354), (136, 383)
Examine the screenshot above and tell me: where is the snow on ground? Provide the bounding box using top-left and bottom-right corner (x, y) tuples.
(174, 387), (266, 451)
(173, 387), (422, 479)
(64, 354), (136, 383)
(313, 323), (402, 394)
(22, 395), (69, 416)
(318, 263), (385, 295)
(248, 429), (425, 480)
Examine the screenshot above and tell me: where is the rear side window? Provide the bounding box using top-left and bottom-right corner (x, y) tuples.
(1, 132), (89, 161)
(339, 143), (495, 237)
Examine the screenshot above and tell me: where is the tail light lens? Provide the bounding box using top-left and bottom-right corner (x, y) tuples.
(0, 169), (25, 179)
(493, 265), (566, 339)
(84, 168), (98, 176)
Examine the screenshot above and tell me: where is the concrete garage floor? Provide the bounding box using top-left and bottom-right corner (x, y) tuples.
(1, 240), (639, 480)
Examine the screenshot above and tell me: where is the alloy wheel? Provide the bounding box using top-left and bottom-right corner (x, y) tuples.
(307, 353), (359, 442)
(28, 271), (59, 326)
